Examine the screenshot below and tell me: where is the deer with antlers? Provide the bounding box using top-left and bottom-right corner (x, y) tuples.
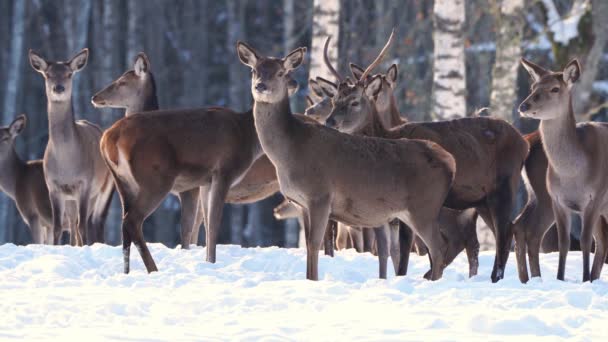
(238, 31), (458, 281)
(519, 58), (608, 282)
(323, 38), (529, 282)
(29, 49), (114, 245)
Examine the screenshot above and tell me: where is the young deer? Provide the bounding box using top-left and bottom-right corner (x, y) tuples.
(29, 49), (114, 246)
(92, 53), (300, 248)
(0, 115), (53, 244)
(519, 58), (608, 282)
(238, 31), (457, 281)
(325, 59), (529, 282)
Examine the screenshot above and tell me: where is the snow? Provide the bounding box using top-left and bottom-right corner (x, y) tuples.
(1, 243), (607, 341)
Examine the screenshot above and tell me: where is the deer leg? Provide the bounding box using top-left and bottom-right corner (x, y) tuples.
(203, 178), (229, 263)
(178, 188), (200, 249)
(28, 218), (44, 244)
(336, 222), (350, 250)
(126, 210), (158, 273)
(76, 192), (91, 247)
(349, 227), (364, 252)
(397, 222), (414, 276)
(553, 201), (571, 281)
(374, 226), (390, 279)
(190, 198), (205, 246)
(363, 228), (375, 253)
(465, 224), (480, 278)
(304, 197), (331, 281)
(513, 225), (529, 283)
(487, 180), (516, 283)
(49, 192), (65, 245)
(323, 220), (335, 257)
(591, 217), (608, 281)
(389, 222), (400, 274)
(580, 208), (599, 282)
(122, 221), (132, 274)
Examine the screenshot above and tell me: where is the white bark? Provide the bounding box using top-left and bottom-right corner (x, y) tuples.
(431, 0), (466, 120)
(490, 0), (524, 122)
(2, 0), (26, 117)
(309, 0), (340, 80)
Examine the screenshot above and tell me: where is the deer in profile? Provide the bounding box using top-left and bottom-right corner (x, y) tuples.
(92, 52), (301, 249)
(324, 43), (529, 282)
(519, 58), (608, 282)
(0, 115), (54, 244)
(29, 49), (114, 245)
(238, 31), (458, 281)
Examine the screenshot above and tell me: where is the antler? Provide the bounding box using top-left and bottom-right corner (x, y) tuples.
(359, 28), (395, 83)
(323, 36), (343, 82)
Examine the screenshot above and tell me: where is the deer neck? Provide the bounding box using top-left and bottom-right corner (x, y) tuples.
(252, 95), (296, 165)
(126, 75), (160, 115)
(539, 98), (587, 176)
(357, 104), (389, 138)
(47, 99), (78, 146)
(376, 95), (403, 128)
(0, 147), (25, 199)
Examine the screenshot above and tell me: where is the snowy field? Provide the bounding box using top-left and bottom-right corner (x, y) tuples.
(1, 243), (607, 341)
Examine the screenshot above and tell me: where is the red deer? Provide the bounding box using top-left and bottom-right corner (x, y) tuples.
(237, 31), (457, 281)
(0, 115), (53, 244)
(29, 49), (114, 246)
(519, 58), (608, 281)
(325, 47), (529, 282)
(92, 53), (300, 248)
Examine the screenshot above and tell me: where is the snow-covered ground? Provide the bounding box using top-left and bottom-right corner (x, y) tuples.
(1, 243), (607, 341)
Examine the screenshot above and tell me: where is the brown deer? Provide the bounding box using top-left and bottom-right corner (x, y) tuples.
(0, 115), (53, 244)
(519, 58), (608, 282)
(237, 31), (458, 281)
(29, 49), (114, 246)
(92, 52), (301, 248)
(325, 53), (529, 283)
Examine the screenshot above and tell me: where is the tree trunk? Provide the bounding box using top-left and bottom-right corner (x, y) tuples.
(309, 0), (340, 80)
(431, 0), (466, 120)
(490, 0), (524, 123)
(574, 0), (608, 116)
(126, 0), (145, 66)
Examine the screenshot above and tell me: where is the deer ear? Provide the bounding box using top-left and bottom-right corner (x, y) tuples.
(386, 64), (398, 87)
(134, 52), (150, 77)
(305, 95), (314, 107)
(316, 77), (337, 98)
(236, 41), (259, 68)
(563, 59), (581, 87)
(283, 47), (306, 71)
(308, 79), (325, 99)
(29, 50), (48, 73)
(68, 48), (89, 72)
(9, 114), (27, 137)
(521, 58), (547, 83)
(350, 63), (365, 81)
(365, 75), (383, 98)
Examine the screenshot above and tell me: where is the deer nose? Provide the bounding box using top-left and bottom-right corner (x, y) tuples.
(325, 117), (336, 127)
(91, 95), (104, 106)
(519, 102), (530, 112)
(255, 83), (267, 92)
(53, 85), (65, 94)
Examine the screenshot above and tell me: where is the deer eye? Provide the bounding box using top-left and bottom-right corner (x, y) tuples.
(551, 87), (559, 93)
(277, 71), (284, 77)
(351, 101), (360, 107)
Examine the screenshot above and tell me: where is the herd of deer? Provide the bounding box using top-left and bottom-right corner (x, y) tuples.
(1, 29), (607, 284)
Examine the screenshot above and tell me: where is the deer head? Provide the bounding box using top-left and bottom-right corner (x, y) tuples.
(236, 41), (306, 104)
(29, 49), (89, 103)
(0, 115), (26, 157)
(91, 52), (154, 110)
(519, 58), (581, 120)
(351, 63), (398, 115)
(304, 77), (337, 122)
(324, 30), (395, 133)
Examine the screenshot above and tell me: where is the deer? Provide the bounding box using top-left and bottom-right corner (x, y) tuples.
(0, 115), (53, 244)
(238, 31), (459, 281)
(518, 58), (608, 282)
(324, 43), (529, 283)
(92, 52), (304, 249)
(29, 49), (114, 246)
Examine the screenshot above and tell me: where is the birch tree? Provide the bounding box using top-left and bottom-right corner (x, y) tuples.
(490, 0), (524, 122)
(431, 0), (466, 120)
(309, 0), (340, 80)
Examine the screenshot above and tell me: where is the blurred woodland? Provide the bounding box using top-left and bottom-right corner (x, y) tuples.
(0, 0), (607, 248)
